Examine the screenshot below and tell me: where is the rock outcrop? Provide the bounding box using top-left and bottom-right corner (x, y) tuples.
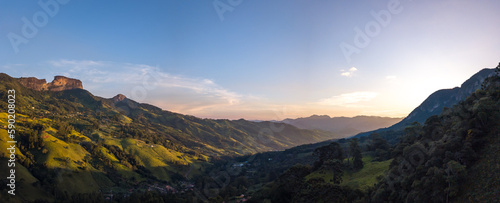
(16, 77), (48, 91)
(112, 94), (127, 103)
(17, 76), (83, 91)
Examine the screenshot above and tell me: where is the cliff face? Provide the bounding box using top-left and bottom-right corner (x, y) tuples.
(17, 77), (48, 91)
(48, 76), (83, 91)
(17, 76), (83, 91)
(112, 94), (127, 103)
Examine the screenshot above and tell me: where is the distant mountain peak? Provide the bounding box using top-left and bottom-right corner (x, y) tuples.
(309, 115), (331, 119)
(113, 94), (127, 102)
(282, 115), (402, 138)
(17, 75), (83, 91)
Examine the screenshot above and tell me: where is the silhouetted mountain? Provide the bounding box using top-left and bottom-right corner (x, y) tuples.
(281, 115), (402, 138)
(354, 68), (496, 138)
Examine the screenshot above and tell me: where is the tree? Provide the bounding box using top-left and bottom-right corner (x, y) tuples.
(495, 62), (500, 74)
(313, 142), (344, 169)
(444, 160), (466, 200)
(312, 142), (346, 185)
(349, 138), (364, 170)
(369, 133), (390, 161)
(321, 159), (344, 184)
(56, 122), (73, 142)
(271, 164), (311, 202)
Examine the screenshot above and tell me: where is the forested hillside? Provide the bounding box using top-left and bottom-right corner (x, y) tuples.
(371, 69), (500, 202)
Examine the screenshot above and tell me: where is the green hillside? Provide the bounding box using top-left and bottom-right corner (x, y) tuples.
(0, 73), (339, 201)
(305, 156), (392, 191)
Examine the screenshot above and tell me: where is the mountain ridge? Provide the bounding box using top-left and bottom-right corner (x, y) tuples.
(1, 72), (342, 156)
(354, 68), (496, 138)
(0, 72), (345, 201)
(17, 75), (83, 91)
(281, 114), (402, 138)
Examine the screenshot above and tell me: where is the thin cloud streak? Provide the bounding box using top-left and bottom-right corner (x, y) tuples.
(316, 91), (379, 107)
(340, 67), (358, 77)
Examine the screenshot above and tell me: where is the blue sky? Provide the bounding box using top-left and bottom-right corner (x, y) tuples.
(1, 0), (500, 120)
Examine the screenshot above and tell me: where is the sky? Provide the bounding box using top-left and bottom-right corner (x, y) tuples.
(1, 0), (499, 120)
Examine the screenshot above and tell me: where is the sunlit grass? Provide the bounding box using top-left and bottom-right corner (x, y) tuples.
(341, 156), (392, 190)
(305, 156), (392, 191)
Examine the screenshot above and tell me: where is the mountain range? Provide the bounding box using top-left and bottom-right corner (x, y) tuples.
(281, 115), (402, 138)
(0, 67), (497, 202)
(0, 73), (350, 201)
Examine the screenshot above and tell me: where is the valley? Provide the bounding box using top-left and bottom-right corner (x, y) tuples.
(0, 65), (499, 202)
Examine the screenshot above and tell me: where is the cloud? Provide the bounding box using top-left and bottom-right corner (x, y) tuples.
(45, 60), (242, 113)
(317, 91), (378, 107)
(386, 75), (397, 80)
(340, 67), (358, 77)
(1, 64), (24, 69)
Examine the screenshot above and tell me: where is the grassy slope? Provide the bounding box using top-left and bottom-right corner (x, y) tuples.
(33, 126), (102, 194)
(0, 112), (202, 197)
(305, 156), (392, 190)
(0, 128), (50, 202)
(341, 156), (392, 190)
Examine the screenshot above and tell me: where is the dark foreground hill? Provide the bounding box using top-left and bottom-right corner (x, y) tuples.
(370, 68), (500, 202)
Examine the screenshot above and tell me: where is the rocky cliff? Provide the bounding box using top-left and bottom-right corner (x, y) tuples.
(112, 94), (127, 103)
(17, 76), (83, 91)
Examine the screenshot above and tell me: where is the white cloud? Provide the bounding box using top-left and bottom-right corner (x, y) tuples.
(45, 60), (242, 113)
(340, 67), (358, 77)
(386, 75), (397, 80)
(341, 72), (352, 77)
(317, 91), (378, 107)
